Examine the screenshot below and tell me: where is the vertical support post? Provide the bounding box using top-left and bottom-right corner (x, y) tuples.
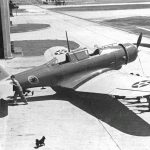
(0, 0), (12, 59)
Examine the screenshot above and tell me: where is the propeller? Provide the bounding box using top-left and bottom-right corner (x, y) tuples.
(136, 33), (145, 75)
(136, 32), (143, 48)
(136, 33), (150, 50)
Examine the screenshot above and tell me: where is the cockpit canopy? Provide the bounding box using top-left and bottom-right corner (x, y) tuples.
(48, 48), (90, 65)
(47, 46), (103, 66)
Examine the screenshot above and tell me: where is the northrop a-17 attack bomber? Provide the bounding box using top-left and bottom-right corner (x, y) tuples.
(1, 33), (150, 100)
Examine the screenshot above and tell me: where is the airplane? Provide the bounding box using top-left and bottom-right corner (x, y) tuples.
(1, 32), (150, 101)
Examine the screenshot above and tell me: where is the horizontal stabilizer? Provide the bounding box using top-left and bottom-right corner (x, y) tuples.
(0, 80), (13, 99)
(0, 65), (9, 81)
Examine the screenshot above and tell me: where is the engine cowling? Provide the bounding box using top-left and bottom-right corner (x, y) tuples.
(102, 43), (138, 67)
(118, 43), (138, 64)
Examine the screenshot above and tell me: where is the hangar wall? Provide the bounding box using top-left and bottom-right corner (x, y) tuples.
(0, 0), (12, 59)
(0, 11), (4, 58)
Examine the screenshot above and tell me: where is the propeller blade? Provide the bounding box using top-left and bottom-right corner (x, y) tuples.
(137, 33), (143, 48)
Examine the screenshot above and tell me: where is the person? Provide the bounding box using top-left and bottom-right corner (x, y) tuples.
(90, 44), (102, 56)
(9, 0), (14, 17)
(62, 0), (65, 5)
(9, 0), (19, 17)
(10, 75), (28, 105)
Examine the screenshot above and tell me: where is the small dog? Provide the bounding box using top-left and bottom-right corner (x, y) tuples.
(35, 136), (46, 148)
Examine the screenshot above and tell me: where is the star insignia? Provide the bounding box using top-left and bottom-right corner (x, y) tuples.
(132, 80), (150, 88)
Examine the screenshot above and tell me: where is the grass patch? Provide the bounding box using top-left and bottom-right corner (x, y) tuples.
(103, 16), (150, 26)
(100, 16), (150, 37)
(50, 4), (150, 11)
(11, 24), (50, 33)
(13, 40), (79, 56)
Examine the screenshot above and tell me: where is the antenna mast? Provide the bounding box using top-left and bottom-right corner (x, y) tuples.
(65, 31), (70, 52)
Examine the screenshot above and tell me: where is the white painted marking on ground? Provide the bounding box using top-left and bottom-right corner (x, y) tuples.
(136, 26), (150, 32)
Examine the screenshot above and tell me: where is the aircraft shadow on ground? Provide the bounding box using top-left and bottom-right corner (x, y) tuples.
(8, 91), (150, 136)
(64, 91), (150, 136)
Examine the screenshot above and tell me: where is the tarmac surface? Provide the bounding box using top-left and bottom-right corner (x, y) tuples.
(1, 3), (150, 150)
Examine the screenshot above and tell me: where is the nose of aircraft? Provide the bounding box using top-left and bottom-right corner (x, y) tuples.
(122, 43), (138, 64)
(123, 33), (142, 64)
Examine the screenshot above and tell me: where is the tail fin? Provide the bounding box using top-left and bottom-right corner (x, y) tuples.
(0, 65), (9, 81)
(0, 65), (12, 99)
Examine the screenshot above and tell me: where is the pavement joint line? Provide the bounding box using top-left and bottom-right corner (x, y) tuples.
(36, 5), (141, 41)
(30, 5), (120, 46)
(15, 4), (150, 43)
(36, 4), (150, 41)
(50, 10), (138, 40)
(16, 9), (150, 47)
(17, 7), (91, 49)
(89, 101), (121, 150)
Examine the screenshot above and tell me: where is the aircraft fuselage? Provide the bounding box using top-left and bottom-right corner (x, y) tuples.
(15, 43), (138, 90)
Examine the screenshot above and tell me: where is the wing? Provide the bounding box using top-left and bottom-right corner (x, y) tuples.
(76, 70), (150, 97)
(57, 68), (112, 89)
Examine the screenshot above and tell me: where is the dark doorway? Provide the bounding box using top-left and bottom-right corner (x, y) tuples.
(0, 11), (4, 58)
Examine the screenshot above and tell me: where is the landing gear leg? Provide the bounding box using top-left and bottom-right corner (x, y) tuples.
(143, 95), (150, 111)
(136, 97), (141, 103)
(146, 96), (150, 111)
